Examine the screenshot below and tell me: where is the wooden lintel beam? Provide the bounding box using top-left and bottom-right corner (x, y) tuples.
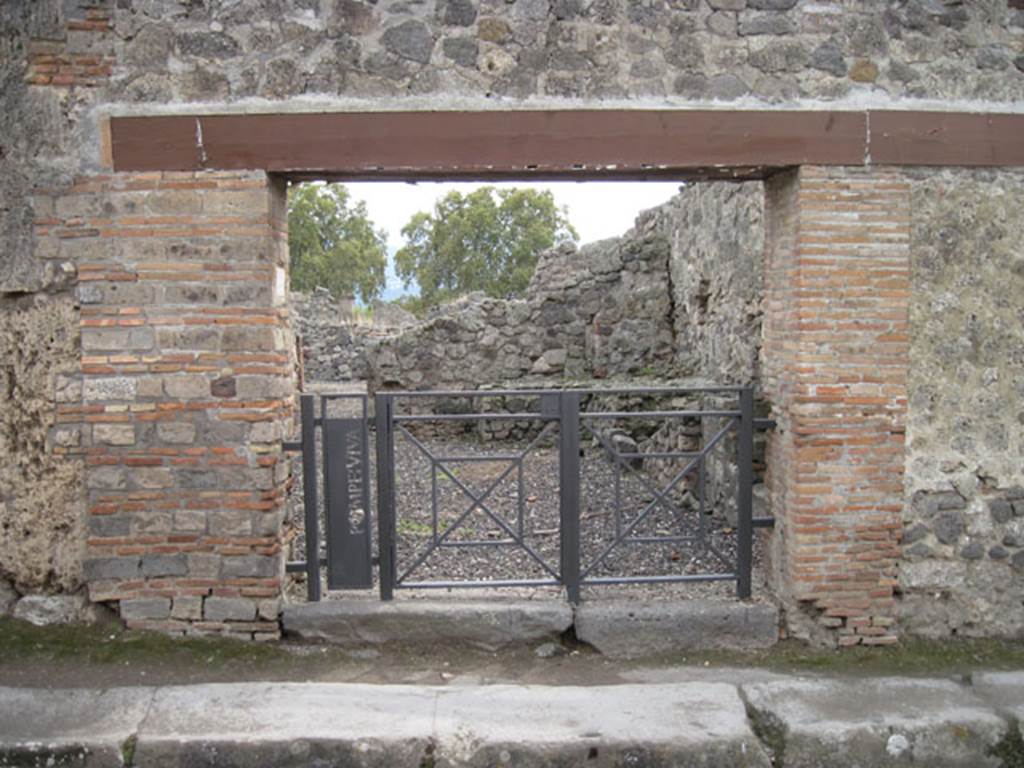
(868, 111), (1024, 167)
(107, 109), (1024, 178)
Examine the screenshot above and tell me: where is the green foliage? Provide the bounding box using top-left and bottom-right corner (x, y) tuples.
(288, 183), (388, 303)
(391, 294), (429, 318)
(395, 186), (577, 309)
(352, 304), (374, 324)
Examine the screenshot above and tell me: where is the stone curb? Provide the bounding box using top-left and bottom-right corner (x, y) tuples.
(574, 598), (780, 658)
(3, 673), (1023, 768)
(0, 687), (153, 768)
(282, 597), (780, 657)
(0, 682), (770, 768)
(741, 676), (1013, 768)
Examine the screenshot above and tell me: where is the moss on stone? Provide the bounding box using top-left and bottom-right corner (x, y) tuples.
(656, 637), (1024, 677)
(988, 720), (1024, 768)
(3, 618), (1024, 683)
(0, 617), (289, 667)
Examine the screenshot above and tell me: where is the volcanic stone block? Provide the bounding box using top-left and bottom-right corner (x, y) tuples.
(284, 599), (573, 649)
(141, 554), (187, 578)
(575, 599), (779, 658)
(205, 597), (257, 622)
(121, 597), (171, 620)
(742, 678), (1008, 768)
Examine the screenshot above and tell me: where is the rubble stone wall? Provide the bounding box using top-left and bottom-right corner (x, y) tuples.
(290, 184), (764, 394)
(293, 289), (416, 383)
(6, 0), (1023, 298)
(367, 205), (678, 390)
(899, 168), (1024, 640)
(666, 183), (765, 384)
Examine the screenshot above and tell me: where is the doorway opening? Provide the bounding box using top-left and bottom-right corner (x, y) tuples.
(280, 178), (773, 606)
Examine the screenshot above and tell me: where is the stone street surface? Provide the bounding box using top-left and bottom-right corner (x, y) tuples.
(1, 671), (1022, 767)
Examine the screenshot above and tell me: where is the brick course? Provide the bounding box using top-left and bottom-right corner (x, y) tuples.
(41, 170), (293, 639)
(762, 166), (909, 646)
(24, 2), (115, 89)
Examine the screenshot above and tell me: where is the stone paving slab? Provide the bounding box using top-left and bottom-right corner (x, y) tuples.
(0, 687), (154, 768)
(973, 670), (1024, 745)
(282, 598), (573, 649)
(430, 682), (768, 766)
(134, 682), (437, 767)
(132, 682), (770, 767)
(740, 677), (1010, 768)
(973, 671), (1024, 717)
(2, 674), (1022, 768)
(574, 598), (779, 658)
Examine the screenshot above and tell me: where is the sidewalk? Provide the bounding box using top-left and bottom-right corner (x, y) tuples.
(1, 671), (1021, 767)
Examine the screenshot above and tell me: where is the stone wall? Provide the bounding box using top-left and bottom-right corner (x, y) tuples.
(313, 184), (765, 394)
(292, 287), (416, 383)
(666, 183), (765, 384)
(47, 1), (1024, 107)
(5, 1), (1023, 295)
(899, 168), (1024, 639)
(367, 205), (677, 390)
(1, 0), (1023, 640)
(0, 1), (112, 613)
(662, 184), (766, 521)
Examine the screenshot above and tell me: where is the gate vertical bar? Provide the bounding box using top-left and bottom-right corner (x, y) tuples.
(375, 393), (396, 601)
(736, 386), (755, 599)
(300, 394), (321, 602)
(559, 391), (582, 604)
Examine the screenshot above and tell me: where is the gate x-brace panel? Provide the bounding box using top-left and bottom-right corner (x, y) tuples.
(285, 387), (774, 604)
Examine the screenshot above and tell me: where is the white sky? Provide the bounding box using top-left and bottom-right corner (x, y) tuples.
(340, 181), (684, 298)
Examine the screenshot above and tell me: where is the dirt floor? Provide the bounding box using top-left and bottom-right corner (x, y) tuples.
(3, 617), (1023, 691)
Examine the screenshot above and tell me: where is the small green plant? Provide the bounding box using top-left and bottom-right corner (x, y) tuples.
(121, 734), (138, 767)
(397, 519), (433, 536)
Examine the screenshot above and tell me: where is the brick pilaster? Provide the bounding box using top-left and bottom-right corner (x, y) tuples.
(762, 166), (909, 646)
(38, 171), (294, 639)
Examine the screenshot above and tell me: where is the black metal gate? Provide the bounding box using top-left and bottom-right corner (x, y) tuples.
(286, 386), (772, 603)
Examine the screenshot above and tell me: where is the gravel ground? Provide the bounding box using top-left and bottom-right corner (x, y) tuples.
(285, 389), (769, 604)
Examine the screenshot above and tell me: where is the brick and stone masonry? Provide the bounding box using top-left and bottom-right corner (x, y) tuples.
(39, 170), (294, 639)
(2, 0), (1022, 644)
(763, 166), (909, 647)
(23, 1), (114, 89)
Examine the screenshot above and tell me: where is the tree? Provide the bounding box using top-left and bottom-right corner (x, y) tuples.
(288, 183), (388, 303)
(394, 186), (577, 309)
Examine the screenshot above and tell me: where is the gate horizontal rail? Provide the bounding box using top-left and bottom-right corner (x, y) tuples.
(286, 385), (774, 603)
